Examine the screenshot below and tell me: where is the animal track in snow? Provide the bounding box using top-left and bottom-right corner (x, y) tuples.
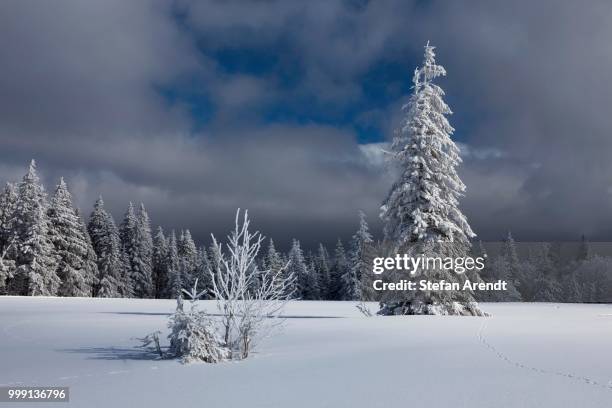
(477, 321), (612, 391)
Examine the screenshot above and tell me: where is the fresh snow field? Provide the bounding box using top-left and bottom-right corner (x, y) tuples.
(1, 298), (612, 407)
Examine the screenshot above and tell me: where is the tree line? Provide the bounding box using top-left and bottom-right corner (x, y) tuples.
(0, 160), (374, 301)
(475, 233), (612, 303)
(2, 161), (607, 304)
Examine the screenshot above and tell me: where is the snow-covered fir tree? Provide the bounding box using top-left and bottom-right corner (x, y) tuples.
(87, 197), (123, 298)
(167, 291), (229, 364)
(118, 249), (133, 297)
(178, 229), (197, 287)
(152, 226), (168, 299)
(343, 211), (373, 301)
(119, 203), (138, 295)
(502, 232), (523, 292)
(330, 239), (349, 300)
(287, 239), (315, 299)
(487, 255), (522, 302)
(47, 178), (97, 297)
(9, 160), (59, 296)
(193, 247), (212, 296)
(257, 239), (284, 297)
(530, 243), (562, 302)
(120, 203), (153, 298)
(306, 256), (320, 300)
(76, 208), (99, 297)
(262, 239), (284, 277)
(379, 44), (483, 315)
(0, 183), (17, 250)
(0, 183), (17, 292)
(313, 243), (331, 299)
(136, 203), (154, 297)
(166, 230), (181, 298)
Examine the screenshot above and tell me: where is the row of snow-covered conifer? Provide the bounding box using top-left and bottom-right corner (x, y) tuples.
(475, 233), (612, 303)
(0, 160), (374, 300)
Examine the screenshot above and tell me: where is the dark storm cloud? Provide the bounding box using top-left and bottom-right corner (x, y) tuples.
(1, 0), (612, 248)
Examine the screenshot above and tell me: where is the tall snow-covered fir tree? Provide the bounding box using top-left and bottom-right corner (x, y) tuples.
(530, 243), (561, 302)
(0, 183), (17, 292)
(87, 197), (123, 298)
(343, 211), (373, 300)
(379, 44), (484, 316)
(0, 183), (17, 249)
(9, 160), (59, 296)
(75, 208), (99, 296)
(119, 203), (138, 296)
(152, 226), (168, 298)
(136, 203), (154, 297)
(313, 243), (331, 299)
(47, 178), (97, 297)
(485, 253), (522, 302)
(193, 247), (212, 296)
(330, 239), (349, 300)
(263, 239), (284, 276)
(501, 232), (524, 296)
(306, 255), (320, 300)
(120, 202), (153, 298)
(166, 230), (181, 298)
(260, 239), (287, 297)
(178, 229), (197, 287)
(118, 249), (133, 297)
(287, 239), (313, 299)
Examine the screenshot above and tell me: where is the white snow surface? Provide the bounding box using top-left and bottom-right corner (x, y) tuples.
(1, 297), (612, 407)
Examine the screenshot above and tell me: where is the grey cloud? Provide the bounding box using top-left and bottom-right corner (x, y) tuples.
(2, 0), (612, 250)
(3, 126), (389, 249)
(0, 0), (198, 138)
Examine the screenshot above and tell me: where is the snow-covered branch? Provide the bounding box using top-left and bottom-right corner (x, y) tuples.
(209, 209), (296, 359)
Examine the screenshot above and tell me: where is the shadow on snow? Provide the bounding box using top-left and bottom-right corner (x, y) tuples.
(99, 312), (345, 319)
(58, 346), (164, 361)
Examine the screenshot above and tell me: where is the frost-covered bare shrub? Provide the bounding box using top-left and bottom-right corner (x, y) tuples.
(209, 209), (295, 359)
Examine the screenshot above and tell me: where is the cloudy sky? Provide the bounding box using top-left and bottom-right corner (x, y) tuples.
(1, 0), (612, 249)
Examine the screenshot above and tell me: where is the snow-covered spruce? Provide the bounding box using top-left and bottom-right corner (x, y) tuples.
(178, 229), (197, 288)
(313, 243), (332, 299)
(166, 283), (229, 364)
(47, 178), (97, 297)
(87, 197), (124, 298)
(119, 203), (153, 298)
(9, 160), (60, 296)
(152, 226), (168, 299)
(262, 239), (284, 283)
(288, 239), (318, 300)
(379, 43), (484, 316)
(136, 204), (154, 297)
(165, 230), (181, 299)
(0, 183), (18, 293)
(343, 211), (373, 301)
(330, 239), (349, 300)
(192, 246), (212, 298)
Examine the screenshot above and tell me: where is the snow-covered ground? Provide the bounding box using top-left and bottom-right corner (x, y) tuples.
(1, 297), (611, 408)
